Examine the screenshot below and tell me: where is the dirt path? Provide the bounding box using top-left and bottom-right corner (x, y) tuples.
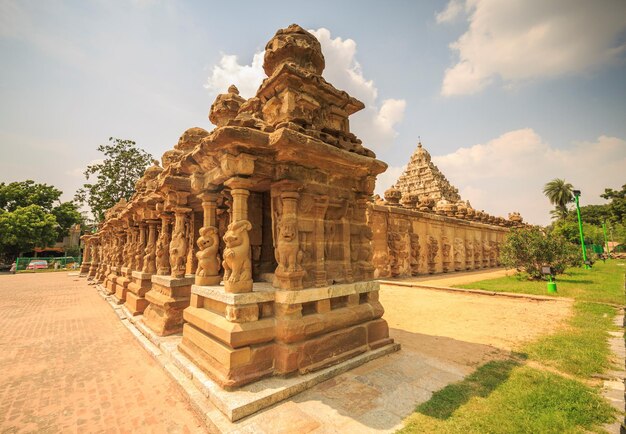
(380, 283), (573, 367)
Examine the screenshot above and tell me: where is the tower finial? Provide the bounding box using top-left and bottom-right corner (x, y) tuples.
(418, 136), (422, 148)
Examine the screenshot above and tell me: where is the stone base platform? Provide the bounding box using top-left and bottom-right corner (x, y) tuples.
(95, 281), (399, 425)
(104, 266), (121, 295)
(113, 267), (132, 304)
(124, 271), (153, 315)
(143, 275), (193, 336)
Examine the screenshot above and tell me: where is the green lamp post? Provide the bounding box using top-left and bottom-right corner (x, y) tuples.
(572, 189), (590, 269)
(602, 221), (610, 257)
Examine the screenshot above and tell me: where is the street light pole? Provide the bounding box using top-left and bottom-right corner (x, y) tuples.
(572, 190), (590, 269)
(602, 221), (609, 257)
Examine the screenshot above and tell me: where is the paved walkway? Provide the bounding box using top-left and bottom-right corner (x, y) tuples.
(0, 272), (204, 433)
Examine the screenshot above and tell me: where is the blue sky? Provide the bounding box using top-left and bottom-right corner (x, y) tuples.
(1, 0), (625, 225)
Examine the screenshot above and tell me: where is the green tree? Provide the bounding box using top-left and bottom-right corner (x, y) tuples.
(500, 226), (578, 279)
(0, 180), (62, 212)
(0, 180), (83, 244)
(75, 137), (152, 222)
(0, 205), (59, 257)
(543, 178), (574, 220)
(52, 202), (83, 237)
(601, 183), (626, 224)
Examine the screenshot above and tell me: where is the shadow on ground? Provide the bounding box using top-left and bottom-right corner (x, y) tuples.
(415, 358), (520, 420)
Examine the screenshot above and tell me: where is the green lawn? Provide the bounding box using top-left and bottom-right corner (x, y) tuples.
(399, 364), (615, 434)
(399, 259), (623, 433)
(454, 259), (625, 305)
(525, 302), (617, 377)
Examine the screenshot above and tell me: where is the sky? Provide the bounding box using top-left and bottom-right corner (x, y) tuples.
(1, 0), (625, 225)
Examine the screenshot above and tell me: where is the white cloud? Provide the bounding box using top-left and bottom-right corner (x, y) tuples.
(438, 0), (626, 96)
(204, 52), (265, 99)
(436, 0), (464, 24)
(432, 128), (626, 225)
(204, 28), (406, 150)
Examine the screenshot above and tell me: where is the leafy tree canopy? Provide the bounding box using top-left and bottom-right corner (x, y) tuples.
(601, 183), (626, 224)
(52, 202), (83, 237)
(0, 205), (59, 257)
(0, 180), (62, 212)
(75, 137), (152, 222)
(500, 226), (579, 279)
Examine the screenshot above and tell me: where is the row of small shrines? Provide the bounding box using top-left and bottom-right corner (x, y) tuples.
(378, 185), (525, 227)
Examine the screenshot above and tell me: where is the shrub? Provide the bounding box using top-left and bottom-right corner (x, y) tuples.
(500, 226), (576, 279)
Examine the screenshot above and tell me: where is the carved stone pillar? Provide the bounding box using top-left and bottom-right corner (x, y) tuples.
(115, 226), (134, 304)
(79, 236), (91, 276)
(135, 223), (146, 272)
(156, 213), (172, 275)
(273, 183), (305, 290)
(196, 192), (221, 286)
(145, 207), (194, 335)
(142, 219), (158, 274)
(222, 178), (254, 294)
(312, 195), (329, 286)
(170, 207), (191, 279)
(88, 239), (99, 279)
(126, 220), (153, 316)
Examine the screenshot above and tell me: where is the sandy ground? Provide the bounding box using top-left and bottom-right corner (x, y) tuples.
(380, 282), (573, 365)
(0, 270), (573, 433)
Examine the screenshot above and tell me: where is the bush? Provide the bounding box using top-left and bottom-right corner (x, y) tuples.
(500, 227), (577, 279)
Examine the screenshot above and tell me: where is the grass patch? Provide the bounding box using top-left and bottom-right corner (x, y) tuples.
(399, 260), (622, 433)
(17, 269), (75, 273)
(399, 365), (615, 434)
(454, 259), (625, 305)
(416, 360), (519, 420)
(524, 302), (616, 377)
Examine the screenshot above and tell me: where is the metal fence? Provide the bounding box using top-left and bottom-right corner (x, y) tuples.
(15, 256), (82, 271)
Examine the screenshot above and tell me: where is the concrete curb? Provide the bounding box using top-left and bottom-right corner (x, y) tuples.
(379, 280), (574, 303)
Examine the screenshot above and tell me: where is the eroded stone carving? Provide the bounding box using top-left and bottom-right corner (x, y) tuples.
(409, 233), (420, 276)
(222, 220), (253, 293)
(427, 235), (439, 274)
(196, 226), (220, 285)
(454, 237), (465, 271)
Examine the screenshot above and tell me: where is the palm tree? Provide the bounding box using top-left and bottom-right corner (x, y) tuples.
(543, 178), (574, 220)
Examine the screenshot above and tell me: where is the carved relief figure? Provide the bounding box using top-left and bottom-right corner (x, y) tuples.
(156, 221), (171, 275)
(409, 233), (420, 276)
(489, 240), (498, 266)
(387, 232), (406, 277)
(196, 226), (221, 278)
(441, 236), (451, 272)
(482, 240), (490, 268)
(427, 235), (439, 274)
(454, 238), (465, 271)
(276, 218), (303, 272)
(143, 227), (157, 275)
(222, 220), (252, 291)
(169, 216), (188, 278)
(465, 239), (474, 270)
(473, 239), (481, 268)
(324, 220), (336, 258)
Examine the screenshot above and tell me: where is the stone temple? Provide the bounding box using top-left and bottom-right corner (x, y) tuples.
(393, 141), (461, 203)
(79, 24), (525, 416)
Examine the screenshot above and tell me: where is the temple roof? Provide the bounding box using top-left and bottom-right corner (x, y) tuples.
(393, 141), (461, 203)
